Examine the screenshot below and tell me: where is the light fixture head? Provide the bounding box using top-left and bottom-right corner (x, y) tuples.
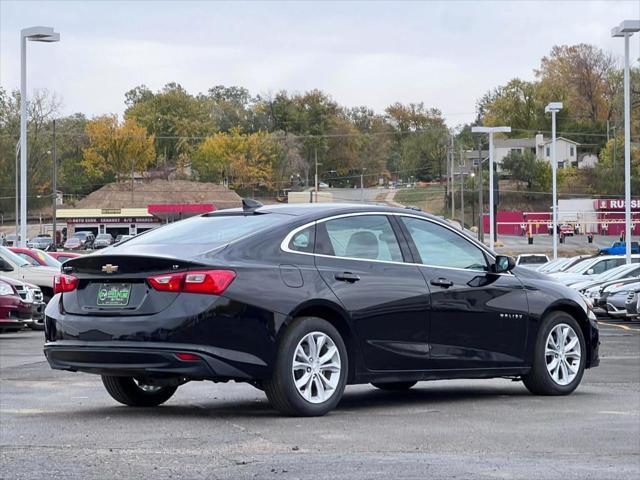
(21, 26), (60, 42)
(612, 20), (640, 37)
(545, 102), (563, 113)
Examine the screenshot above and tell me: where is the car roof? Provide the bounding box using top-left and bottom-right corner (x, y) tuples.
(212, 202), (447, 222)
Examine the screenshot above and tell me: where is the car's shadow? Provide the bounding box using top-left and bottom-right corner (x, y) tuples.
(44, 382), (547, 420)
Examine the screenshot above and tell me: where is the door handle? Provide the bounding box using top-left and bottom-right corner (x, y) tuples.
(430, 278), (454, 288)
(335, 272), (361, 283)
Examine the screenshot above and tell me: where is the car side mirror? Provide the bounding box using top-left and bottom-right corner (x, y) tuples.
(493, 255), (515, 273)
(0, 259), (14, 272)
(586, 268), (594, 275)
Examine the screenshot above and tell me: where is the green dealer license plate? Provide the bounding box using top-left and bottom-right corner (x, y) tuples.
(97, 283), (131, 307)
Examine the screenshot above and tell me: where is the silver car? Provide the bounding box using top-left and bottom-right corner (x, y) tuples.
(93, 233), (114, 249)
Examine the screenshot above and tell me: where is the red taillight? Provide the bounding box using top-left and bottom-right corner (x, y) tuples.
(147, 273), (183, 292)
(175, 352), (201, 361)
(147, 270), (235, 295)
(53, 274), (78, 294)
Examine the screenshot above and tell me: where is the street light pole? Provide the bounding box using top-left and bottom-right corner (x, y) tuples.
(477, 139), (484, 242)
(52, 119), (57, 250)
(19, 26), (60, 247)
(546, 102), (563, 260)
(360, 168), (367, 203)
(472, 126), (511, 251)
(612, 20), (640, 265)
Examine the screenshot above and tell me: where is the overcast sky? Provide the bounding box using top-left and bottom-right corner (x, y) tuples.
(1, 0), (638, 126)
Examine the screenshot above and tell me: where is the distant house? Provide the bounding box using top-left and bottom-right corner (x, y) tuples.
(493, 133), (596, 172)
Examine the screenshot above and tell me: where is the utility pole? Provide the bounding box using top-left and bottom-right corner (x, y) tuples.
(546, 102), (562, 260)
(450, 135), (455, 219)
(460, 146), (464, 227)
(314, 147), (319, 203)
(52, 119), (57, 250)
(15, 141), (20, 242)
(477, 139), (484, 242)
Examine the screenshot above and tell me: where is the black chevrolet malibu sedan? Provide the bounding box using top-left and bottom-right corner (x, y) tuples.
(44, 202), (599, 416)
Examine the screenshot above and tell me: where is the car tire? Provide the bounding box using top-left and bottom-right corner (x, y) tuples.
(101, 376), (177, 407)
(371, 381), (417, 391)
(264, 316), (348, 417)
(523, 311), (586, 396)
(28, 323), (44, 331)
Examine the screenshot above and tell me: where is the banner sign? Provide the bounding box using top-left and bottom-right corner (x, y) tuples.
(67, 217), (159, 224)
(594, 199), (640, 211)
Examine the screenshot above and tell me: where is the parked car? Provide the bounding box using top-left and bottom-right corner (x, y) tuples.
(3, 234), (20, 247)
(0, 246), (57, 301)
(0, 278), (32, 333)
(48, 251), (82, 264)
(516, 254), (549, 269)
(0, 276), (45, 330)
(549, 255), (638, 285)
(559, 224), (574, 236)
(44, 202), (599, 416)
(599, 241), (640, 256)
(569, 263), (640, 292)
(9, 247), (62, 269)
(601, 280), (640, 318)
(624, 290), (640, 319)
(64, 232), (95, 250)
(538, 255), (592, 274)
(591, 277), (640, 316)
(27, 235), (54, 250)
(93, 233), (114, 249)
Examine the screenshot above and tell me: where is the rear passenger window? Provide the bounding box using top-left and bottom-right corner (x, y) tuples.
(288, 226), (315, 253)
(316, 215), (403, 262)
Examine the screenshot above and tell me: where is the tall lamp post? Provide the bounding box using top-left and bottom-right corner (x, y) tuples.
(20, 26), (60, 247)
(612, 20), (640, 265)
(545, 102), (563, 260)
(471, 126), (511, 251)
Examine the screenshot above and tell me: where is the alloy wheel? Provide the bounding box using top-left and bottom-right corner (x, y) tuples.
(291, 331), (341, 404)
(545, 323), (581, 386)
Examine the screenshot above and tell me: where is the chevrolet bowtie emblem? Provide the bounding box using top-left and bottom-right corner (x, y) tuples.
(102, 264), (119, 274)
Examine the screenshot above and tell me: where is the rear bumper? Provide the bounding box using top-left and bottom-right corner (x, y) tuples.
(44, 341), (266, 380)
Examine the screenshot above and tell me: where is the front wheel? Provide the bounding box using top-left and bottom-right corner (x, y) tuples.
(101, 376), (177, 406)
(264, 317), (348, 416)
(523, 312), (586, 395)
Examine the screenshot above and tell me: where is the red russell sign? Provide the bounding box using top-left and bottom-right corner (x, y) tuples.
(594, 199), (640, 210)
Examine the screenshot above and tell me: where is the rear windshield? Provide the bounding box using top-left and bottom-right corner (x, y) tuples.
(116, 213), (290, 249)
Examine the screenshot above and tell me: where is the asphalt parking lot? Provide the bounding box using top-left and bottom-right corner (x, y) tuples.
(1, 321), (639, 480)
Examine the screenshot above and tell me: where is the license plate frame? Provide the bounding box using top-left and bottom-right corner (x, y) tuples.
(96, 283), (131, 307)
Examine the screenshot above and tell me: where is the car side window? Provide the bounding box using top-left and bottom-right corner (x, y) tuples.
(288, 225), (315, 253)
(316, 215), (403, 262)
(400, 217), (488, 271)
(17, 253), (39, 266)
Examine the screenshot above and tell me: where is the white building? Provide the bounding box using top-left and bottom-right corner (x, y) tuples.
(494, 134), (596, 171)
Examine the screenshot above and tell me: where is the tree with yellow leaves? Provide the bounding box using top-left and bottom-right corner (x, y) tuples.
(82, 115), (155, 180)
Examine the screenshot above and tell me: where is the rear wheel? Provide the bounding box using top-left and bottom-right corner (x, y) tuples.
(265, 316), (348, 416)
(101, 376), (177, 406)
(371, 381), (417, 391)
(523, 311), (586, 395)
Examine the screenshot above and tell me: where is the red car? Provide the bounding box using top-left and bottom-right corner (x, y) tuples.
(9, 247), (62, 268)
(48, 251), (82, 263)
(0, 278), (32, 333)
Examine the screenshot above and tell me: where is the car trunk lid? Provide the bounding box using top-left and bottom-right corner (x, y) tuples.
(61, 254), (206, 316)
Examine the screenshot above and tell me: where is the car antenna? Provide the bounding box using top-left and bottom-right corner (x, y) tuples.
(242, 198), (263, 212)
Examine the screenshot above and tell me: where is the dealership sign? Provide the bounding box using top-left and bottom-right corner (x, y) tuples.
(67, 217), (159, 224)
(594, 199), (640, 211)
